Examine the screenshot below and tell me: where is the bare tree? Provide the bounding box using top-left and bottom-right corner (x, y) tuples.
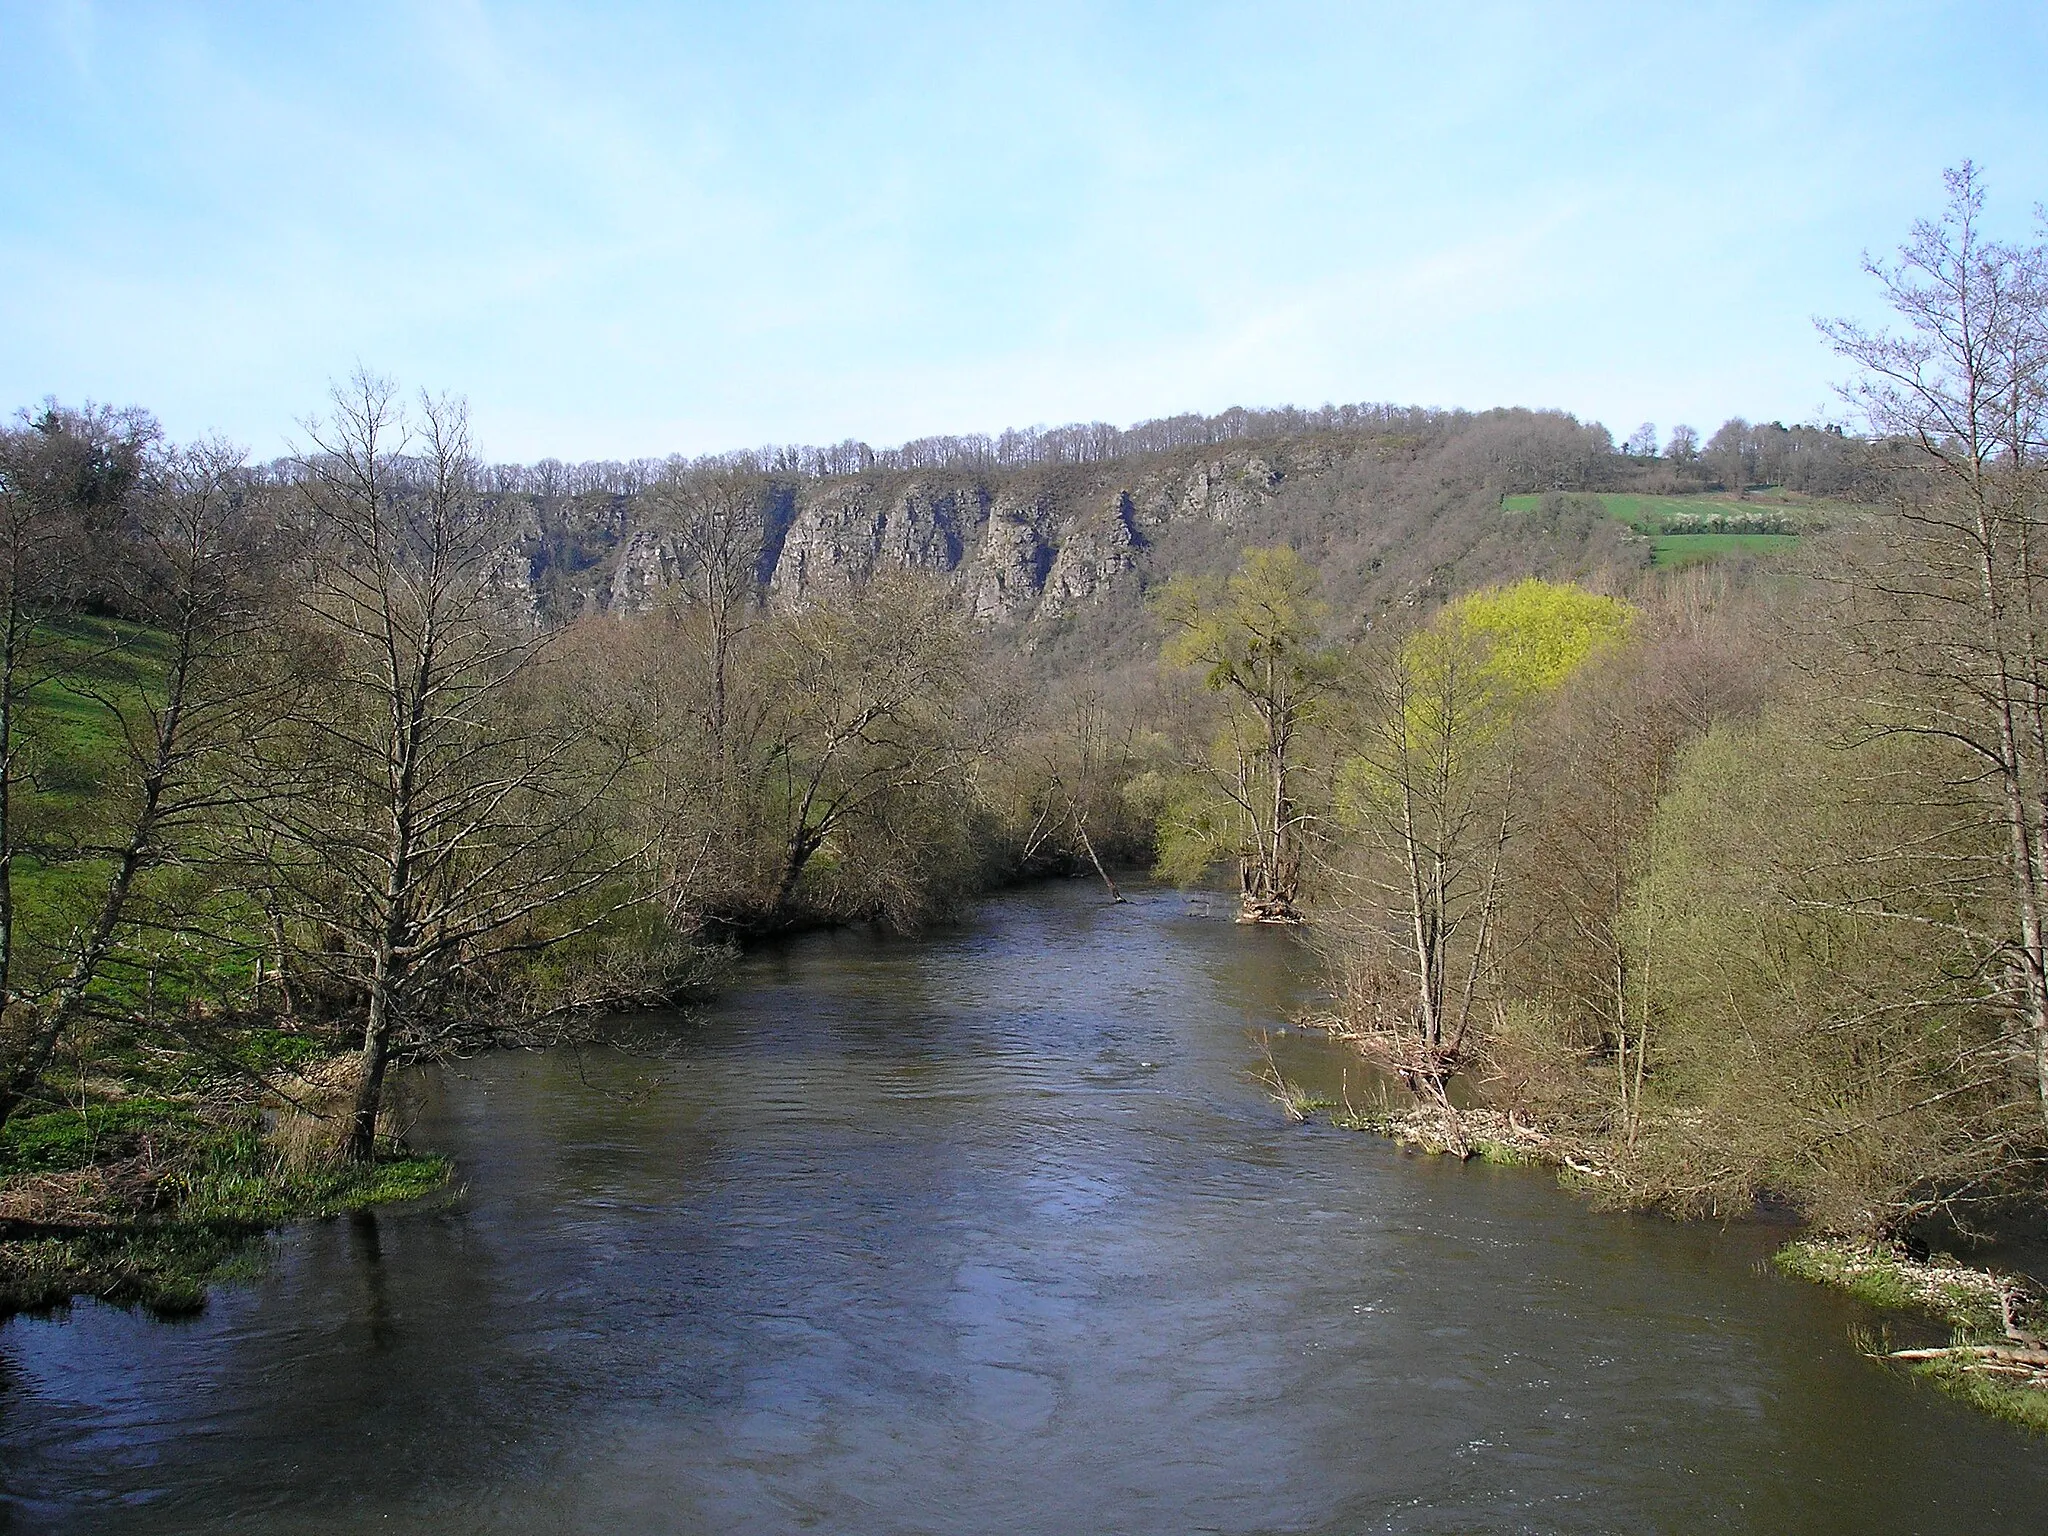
(578, 572), (996, 936)
(1008, 675), (1163, 903)
(278, 372), (633, 1161)
(584, 469), (776, 930)
(1821, 161), (2048, 1130)
(0, 419), (90, 1081)
(758, 575), (992, 925)
(1335, 620), (1516, 1091)
(641, 466), (766, 757)
(1704, 419), (1756, 496)
(0, 434), (278, 1130)
(1331, 580), (1633, 1098)
(0, 404), (157, 1041)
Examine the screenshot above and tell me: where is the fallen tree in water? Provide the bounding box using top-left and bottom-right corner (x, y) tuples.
(1777, 1237), (2048, 1433)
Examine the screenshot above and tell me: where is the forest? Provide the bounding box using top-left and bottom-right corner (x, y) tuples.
(1, 170), (2045, 1428)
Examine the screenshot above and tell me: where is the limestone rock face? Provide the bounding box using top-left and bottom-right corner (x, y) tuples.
(606, 528), (681, 615)
(1119, 454), (1281, 538)
(478, 495), (549, 624)
(482, 411), (1635, 630)
(1170, 456), (1280, 526)
(968, 490), (1056, 621)
(771, 481), (887, 603)
(767, 478), (984, 608)
(482, 543), (544, 624)
(1038, 493), (1140, 620)
(879, 481), (975, 573)
(512, 444), (1294, 626)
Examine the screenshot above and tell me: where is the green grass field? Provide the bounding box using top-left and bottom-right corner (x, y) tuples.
(1501, 489), (1866, 567)
(23, 615), (170, 801)
(1647, 531), (1806, 566)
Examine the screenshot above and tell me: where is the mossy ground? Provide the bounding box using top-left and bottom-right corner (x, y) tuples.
(0, 1088), (449, 1315)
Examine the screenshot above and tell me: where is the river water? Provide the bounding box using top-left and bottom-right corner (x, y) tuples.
(4, 882), (2048, 1533)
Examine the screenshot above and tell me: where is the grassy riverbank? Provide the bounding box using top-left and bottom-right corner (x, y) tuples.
(0, 1072), (449, 1316)
(1775, 1238), (2048, 1433)
(1263, 1063), (2048, 1434)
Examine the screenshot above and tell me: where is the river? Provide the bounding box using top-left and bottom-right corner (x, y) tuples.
(4, 882), (2047, 1533)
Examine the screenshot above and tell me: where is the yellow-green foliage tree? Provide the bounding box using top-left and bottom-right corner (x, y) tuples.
(1499, 577), (1766, 1151)
(1144, 547), (1334, 922)
(1333, 578), (1633, 1086)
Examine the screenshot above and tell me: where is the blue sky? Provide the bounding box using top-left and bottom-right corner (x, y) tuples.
(3, 1), (2043, 462)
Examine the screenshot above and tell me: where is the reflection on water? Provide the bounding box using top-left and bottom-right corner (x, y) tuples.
(4, 882), (2047, 1533)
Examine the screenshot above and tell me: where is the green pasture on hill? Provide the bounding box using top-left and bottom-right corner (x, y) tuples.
(1501, 489), (1857, 567)
(22, 615), (172, 874)
(30, 614), (171, 753)
(1647, 530), (1804, 566)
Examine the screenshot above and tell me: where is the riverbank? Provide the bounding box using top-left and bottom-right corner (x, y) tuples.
(0, 1060), (449, 1317)
(1776, 1237), (2048, 1433)
(1283, 1084), (2048, 1434)
(0, 878), (1010, 1320)
(1326, 1101), (1561, 1166)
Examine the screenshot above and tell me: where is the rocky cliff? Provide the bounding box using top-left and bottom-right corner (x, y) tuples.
(501, 411), (1641, 634)
(507, 446), (1301, 626)
(755, 455), (1275, 623)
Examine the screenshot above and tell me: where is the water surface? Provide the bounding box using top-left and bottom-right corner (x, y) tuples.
(5, 882), (2047, 1533)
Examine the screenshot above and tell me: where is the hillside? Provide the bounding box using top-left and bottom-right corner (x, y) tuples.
(476, 407), (1861, 666)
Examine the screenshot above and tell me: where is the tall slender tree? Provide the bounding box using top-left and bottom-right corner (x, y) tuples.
(1822, 161), (2048, 1131)
(1151, 546), (1333, 922)
(0, 429), (274, 1131)
(1334, 580), (1633, 1091)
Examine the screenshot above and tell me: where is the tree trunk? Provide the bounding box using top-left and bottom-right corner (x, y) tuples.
(270, 912), (295, 1017)
(0, 701), (179, 1135)
(0, 1001), (43, 1128)
(347, 968), (395, 1163)
(773, 828), (825, 921)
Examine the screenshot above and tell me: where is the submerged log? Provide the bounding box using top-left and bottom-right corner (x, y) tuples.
(1071, 818), (1125, 904)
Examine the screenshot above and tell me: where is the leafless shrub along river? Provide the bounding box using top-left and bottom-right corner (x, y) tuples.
(4, 883), (2047, 1533)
